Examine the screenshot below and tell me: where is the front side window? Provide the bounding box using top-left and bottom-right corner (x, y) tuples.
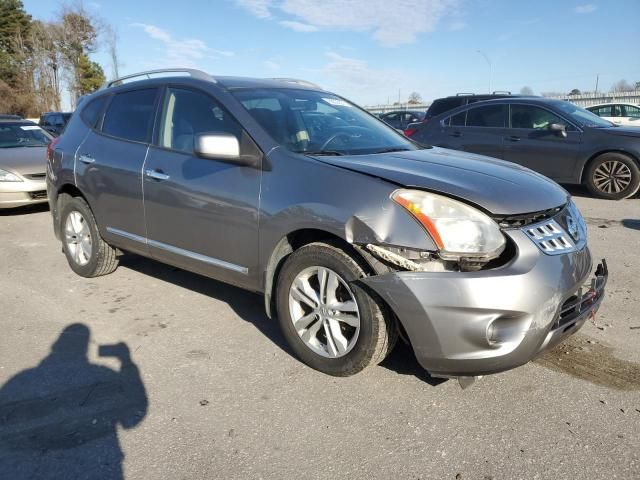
(510, 104), (567, 129)
(102, 89), (158, 143)
(466, 104), (506, 127)
(0, 123), (51, 148)
(623, 105), (640, 118)
(233, 88), (419, 155)
(553, 101), (614, 128)
(158, 88), (242, 153)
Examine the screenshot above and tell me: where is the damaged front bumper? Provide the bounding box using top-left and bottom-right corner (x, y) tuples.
(361, 229), (607, 377)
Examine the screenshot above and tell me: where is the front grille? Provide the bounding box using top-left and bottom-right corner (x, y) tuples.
(494, 205), (564, 228)
(28, 190), (47, 200)
(524, 220), (575, 254)
(24, 172), (46, 180)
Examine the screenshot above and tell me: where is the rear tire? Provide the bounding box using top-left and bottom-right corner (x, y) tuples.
(585, 153), (640, 200)
(60, 196), (118, 277)
(275, 242), (397, 376)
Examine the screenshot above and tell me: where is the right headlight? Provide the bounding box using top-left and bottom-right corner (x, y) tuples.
(391, 189), (506, 261)
(0, 168), (22, 182)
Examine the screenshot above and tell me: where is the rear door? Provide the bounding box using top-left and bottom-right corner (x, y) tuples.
(440, 104), (507, 159)
(142, 86), (261, 289)
(502, 103), (582, 181)
(75, 88), (160, 254)
(621, 104), (640, 127)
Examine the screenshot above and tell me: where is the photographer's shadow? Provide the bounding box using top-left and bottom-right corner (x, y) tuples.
(0, 324), (147, 480)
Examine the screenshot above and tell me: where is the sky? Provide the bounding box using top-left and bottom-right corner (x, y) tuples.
(22, 0), (640, 108)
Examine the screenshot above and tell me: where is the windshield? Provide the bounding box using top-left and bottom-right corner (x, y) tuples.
(232, 88), (421, 155)
(553, 101), (615, 128)
(0, 123), (52, 148)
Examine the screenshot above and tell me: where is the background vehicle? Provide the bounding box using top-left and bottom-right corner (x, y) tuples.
(0, 114), (23, 120)
(586, 103), (640, 127)
(424, 92), (516, 122)
(47, 69), (606, 384)
(39, 112), (72, 136)
(411, 97), (640, 200)
(0, 119), (51, 208)
(379, 110), (425, 131)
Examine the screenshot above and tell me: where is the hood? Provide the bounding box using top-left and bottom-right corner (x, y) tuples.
(595, 126), (640, 139)
(0, 146), (48, 176)
(313, 147), (568, 215)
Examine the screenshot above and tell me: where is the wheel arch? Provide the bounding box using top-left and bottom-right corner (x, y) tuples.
(52, 183), (90, 240)
(579, 149), (640, 184)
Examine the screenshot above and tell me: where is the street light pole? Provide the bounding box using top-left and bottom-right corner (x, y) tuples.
(477, 50), (492, 93)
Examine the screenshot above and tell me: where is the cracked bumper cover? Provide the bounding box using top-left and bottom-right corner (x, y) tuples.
(361, 230), (607, 377)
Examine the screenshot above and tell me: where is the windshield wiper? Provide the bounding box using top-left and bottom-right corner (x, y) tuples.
(302, 150), (345, 156)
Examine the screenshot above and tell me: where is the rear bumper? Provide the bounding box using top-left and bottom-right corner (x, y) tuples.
(361, 230), (607, 377)
(0, 180), (48, 208)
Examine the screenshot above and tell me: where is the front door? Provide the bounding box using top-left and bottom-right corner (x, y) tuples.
(142, 87), (261, 289)
(503, 103), (582, 182)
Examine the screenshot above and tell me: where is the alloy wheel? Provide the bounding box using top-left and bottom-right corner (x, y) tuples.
(593, 160), (632, 194)
(64, 211), (92, 266)
(288, 266), (360, 358)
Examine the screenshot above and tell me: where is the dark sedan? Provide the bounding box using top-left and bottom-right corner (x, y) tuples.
(409, 97), (640, 199)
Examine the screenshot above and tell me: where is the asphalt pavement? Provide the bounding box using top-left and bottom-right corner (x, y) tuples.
(1, 188), (638, 480)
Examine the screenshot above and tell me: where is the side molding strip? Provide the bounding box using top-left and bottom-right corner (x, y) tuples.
(106, 227), (248, 275)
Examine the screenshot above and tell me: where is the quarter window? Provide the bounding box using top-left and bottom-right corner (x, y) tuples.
(510, 105), (566, 129)
(159, 88), (242, 153)
(466, 104), (506, 127)
(102, 89), (158, 143)
(81, 96), (108, 128)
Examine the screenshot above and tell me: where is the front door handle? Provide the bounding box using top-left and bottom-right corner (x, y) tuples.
(145, 169), (170, 181)
(505, 136), (521, 142)
(449, 131), (462, 138)
(79, 154), (95, 164)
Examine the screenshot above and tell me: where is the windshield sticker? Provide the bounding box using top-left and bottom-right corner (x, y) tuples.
(20, 125), (41, 131)
(323, 98), (352, 108)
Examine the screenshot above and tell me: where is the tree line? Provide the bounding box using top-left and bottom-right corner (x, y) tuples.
(0, 0), (114, 117)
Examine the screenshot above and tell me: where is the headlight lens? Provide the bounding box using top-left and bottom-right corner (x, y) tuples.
(391, 189), (506, 261)
(0, 168), (22, 182)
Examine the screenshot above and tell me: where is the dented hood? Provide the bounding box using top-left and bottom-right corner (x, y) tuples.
(313, 147), (569, 215)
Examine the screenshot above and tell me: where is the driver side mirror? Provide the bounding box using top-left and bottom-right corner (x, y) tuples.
(194, 132), (261, 168)
(548, 123), (567, 138)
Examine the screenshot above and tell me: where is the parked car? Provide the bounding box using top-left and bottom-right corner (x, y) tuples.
(410, 97), (640, 200)
(0, 114), (23, 120)
(586, 103), (640, 127)
(424, 92), (516, 122)
(379, 110), (425, 131)
(0, 119), (52, 208)
(47, 69), (607, 386)
(39, 111), (72, 136)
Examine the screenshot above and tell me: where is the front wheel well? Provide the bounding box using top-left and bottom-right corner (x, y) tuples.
(580, 150), (640, 184)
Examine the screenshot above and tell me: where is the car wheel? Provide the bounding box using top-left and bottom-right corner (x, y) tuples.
(60, 196), (118, 277)
(276, 242), (397, 376)
(585, 153), (640, 200)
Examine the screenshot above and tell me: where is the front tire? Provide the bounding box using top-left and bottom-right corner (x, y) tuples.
(60, 196), (118, 277)
(585, 153), (640, 200)
(275, 242), (397, 376)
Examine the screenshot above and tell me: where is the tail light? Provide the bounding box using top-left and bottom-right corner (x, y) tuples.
(47, 136), (61, 162)
(403, 127), (418, 137)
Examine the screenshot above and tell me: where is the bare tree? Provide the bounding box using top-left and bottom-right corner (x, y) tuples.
(103, 24), (120, 79)
(569, 88), (581, 96)
(407, 91), (422, 104)
(611, 79), (633, 92)
(519, 86), (534, 95)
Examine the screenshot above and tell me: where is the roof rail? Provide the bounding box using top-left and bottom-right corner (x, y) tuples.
(102, 68), (215, 89)
(492, 90), (511, 95)
(270, 78), (322, 89)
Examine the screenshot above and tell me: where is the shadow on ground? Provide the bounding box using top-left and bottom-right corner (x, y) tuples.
(0, 324), (147, 480)
(119, 254), (443, 386)
(0, 203), (49, 216)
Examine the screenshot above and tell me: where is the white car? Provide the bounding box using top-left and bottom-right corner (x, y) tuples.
(586, 103), (640, 127)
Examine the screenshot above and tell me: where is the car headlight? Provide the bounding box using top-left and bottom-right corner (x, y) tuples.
(0, 168), (22, 182)
(391, 189), (506, 261)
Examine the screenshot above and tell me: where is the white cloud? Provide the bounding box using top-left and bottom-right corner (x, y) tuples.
(574, 4), (597, 14)
(234, 0), (273, 18)
(279, 20), (318, 32)
(131, 23), (234, 67)
(448, 21), (466, 31)
(234, 0), (459, 46)
(263, 59), (280, 71)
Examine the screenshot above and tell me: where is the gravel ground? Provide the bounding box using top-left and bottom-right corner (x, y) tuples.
(1, 189), (638, 480)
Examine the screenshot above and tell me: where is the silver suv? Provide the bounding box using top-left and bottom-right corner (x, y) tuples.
(46, 69), (607, 385)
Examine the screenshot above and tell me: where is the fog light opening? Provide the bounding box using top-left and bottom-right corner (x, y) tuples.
(485, 316), (528, 347)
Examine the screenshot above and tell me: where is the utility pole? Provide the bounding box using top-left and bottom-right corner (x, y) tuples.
(477, 50), (492, 93)
(595, 74), (599, 95)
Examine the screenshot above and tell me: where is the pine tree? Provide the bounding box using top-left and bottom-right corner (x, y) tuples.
(77, 53), (104, 95)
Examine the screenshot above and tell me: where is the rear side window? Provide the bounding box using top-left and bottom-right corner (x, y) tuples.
(102, 89), (158, 143)
(466, 104), (506, 127)
(591, 106), (612, 117)
(429, 98), (463, 117)
(81, 96), (108, 128)
(449, 111), (466, 126)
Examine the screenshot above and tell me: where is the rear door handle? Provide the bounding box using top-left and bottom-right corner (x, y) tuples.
(505, 136), (520, 142)
(449, 131), (462, 138)
(79, 154), (95, 164)
(145, 169), (170, 181)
